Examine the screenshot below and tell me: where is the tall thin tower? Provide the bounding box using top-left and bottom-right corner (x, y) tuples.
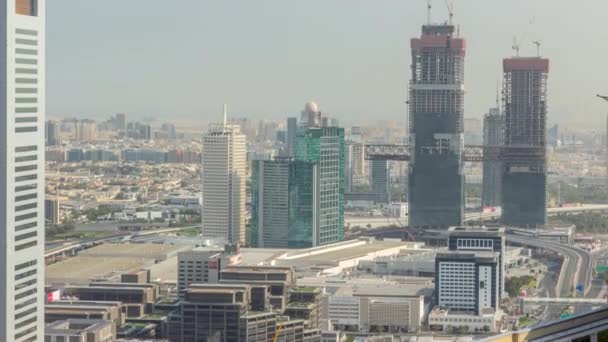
(202, 106), (247, 244)
(408, 23), (466, 228)
(1, 0), (45, 340)
(501, 57), (549, 227)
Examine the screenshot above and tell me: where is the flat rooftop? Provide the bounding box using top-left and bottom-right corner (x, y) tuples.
(80, 242), (184, 260)
(46, 256), (145, 285)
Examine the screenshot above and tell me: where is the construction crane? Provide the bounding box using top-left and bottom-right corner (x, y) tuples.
(512, 37), (520, 57)
(273, 322), (285, 342)
(427, 0), (432, 25)
(445, 0), (455, 25)
(533, 40), (542, 57)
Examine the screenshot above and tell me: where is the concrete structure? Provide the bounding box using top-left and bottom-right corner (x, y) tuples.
(202, 106), (247, 244)
(45, 319), (114, 342)
(447, 227), (506, 298)
(0, 1), (46, 340)
(251, 158), (319, 248)
(408, 24), (465, 228)
(428, 307), (502, 333)
(482, 107), (504, 207)
(351, 142), (366, 182)
(220, 266), (295, 311)
(435, 251), (500, 315)
(295, 124), (345, 246)
(501, 57), (549, 228)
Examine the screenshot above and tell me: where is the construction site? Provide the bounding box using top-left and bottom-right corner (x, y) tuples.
(407, 22), (466, 228)
(501, 57), (550, 227)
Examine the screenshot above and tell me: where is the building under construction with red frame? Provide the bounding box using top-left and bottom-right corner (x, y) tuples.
(501, 57), (549, 227)
(408, 24), (465, 228)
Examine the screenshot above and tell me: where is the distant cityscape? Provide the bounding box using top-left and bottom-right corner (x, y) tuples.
(4, 1), (608, 342)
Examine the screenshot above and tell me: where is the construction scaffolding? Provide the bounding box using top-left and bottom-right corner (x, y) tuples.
(501, 57), (549, 227)
(408, 24), (466, 228)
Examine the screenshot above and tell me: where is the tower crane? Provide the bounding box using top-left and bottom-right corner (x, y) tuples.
(533, 40), (542, 57)
(445, 0), (455, 26)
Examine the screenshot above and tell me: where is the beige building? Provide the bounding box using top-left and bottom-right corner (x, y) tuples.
(202, 106), (247, 244)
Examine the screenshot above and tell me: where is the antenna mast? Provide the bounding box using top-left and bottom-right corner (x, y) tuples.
(512, 36), (520, 57)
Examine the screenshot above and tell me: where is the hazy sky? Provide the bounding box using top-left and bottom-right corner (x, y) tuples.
(48, 0), (608, 127)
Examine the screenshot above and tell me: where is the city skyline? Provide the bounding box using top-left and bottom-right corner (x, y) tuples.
(47, 0), (608, 126)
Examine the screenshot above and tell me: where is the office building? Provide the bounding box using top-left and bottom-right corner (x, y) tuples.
(46, 119), (60, 146)
(250, 159), (319, 248)
(435, 251), (500, 315)
(501, 57), (549, 227)
(295, 125), (345, 246)
(482, 108), (504, 207)
(45, 319), (115, 342)
(447, 227), (506, 298)
(45, 301), (125, 327)
(202, 106), (247, 244)
(177, 247), (225, 296)
(115, 113), (127, 131)
(0, 1), (46, 340)
(220, 266), (295, 311)
(408, 23), (465, 228)
(547, 124), (559, 147)
(171, 285), (277, 342)
(45, 197), (60, 224)
(350, 126), (362, 143)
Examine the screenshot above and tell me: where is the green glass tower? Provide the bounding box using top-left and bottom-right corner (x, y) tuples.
(295, 126), (345, 246)
(250, 159), (318, 248)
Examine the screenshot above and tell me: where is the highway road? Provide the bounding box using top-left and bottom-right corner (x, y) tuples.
(507, 235), (591, 298)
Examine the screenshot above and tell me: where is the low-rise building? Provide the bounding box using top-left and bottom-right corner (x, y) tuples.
(45, 319), (115, 342)
(428, 307), (502, 333)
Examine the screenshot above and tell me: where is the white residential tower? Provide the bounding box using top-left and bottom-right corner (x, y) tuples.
(202, 106), (247, 244)
(1, 0), (45, 340)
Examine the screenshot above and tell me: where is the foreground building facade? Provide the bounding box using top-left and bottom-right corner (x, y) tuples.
(0, 0), (46, 340)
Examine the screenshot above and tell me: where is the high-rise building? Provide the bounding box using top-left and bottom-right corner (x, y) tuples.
(115, 113), (127, 131)
(482, 108), (504, 207)
(447, 227), (506, 299)
(408, 24), (465, 228)
(286, 117), (297, 157)
(0, 1), (46, 340)
(76, 119), (96, 142)
(45, 197), (60, 225)
(351, 142), (365, 182)
(547, 124), (559, 147)
(202, 106), (247, 244)
(344, 142), (354, 193)
(250, 159), (318, 248)
(435, 251), (500, 315)
(177, 247), (225, 297)
(46, 119), (60, 146)
(295, 125), (345, 246)
(161, 122), (177, 140)
(138, 123), (151, 140)
(501, 57), (549, 227)
(350, 126), (362, 143)
(300, 101), (322, 128)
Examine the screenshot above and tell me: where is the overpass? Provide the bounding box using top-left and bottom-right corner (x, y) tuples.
(345, 204), (608, 229)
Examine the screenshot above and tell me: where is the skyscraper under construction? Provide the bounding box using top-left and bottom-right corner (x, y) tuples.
(501, 57), (549, 227)
(408, 24), (465, 228)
